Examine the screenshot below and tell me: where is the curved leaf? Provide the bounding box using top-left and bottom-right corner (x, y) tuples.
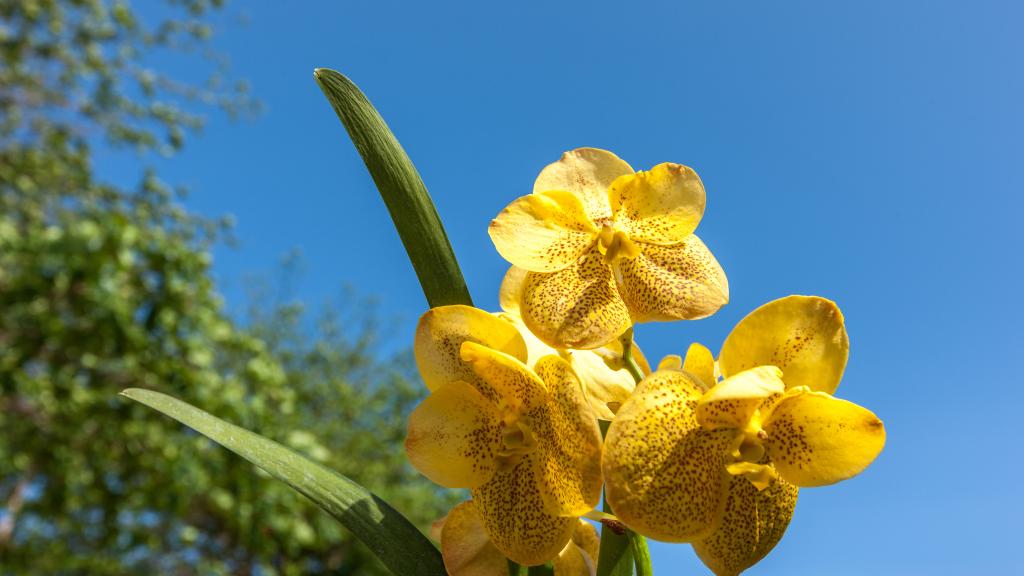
(121, 388), (445, 576)
(314, 67), (472, 308)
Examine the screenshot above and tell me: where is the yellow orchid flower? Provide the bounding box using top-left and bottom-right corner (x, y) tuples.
(601, 296), (885, 575)
(406, 305), (603, 565)
(498, 266), (651, 420)
(691, 466), (798, 576)
(489, 148), (729, 350)
(551, 519), (601, 576)
(433, 500), (600, 576)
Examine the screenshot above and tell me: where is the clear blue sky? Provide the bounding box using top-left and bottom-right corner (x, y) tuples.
(103, 1), (1022, 573)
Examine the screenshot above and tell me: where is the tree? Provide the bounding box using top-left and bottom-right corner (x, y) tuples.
(0, 1), (453, 573)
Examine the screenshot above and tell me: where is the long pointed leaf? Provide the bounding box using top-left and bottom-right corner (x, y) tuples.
(121, 388), (445, 576)
(314, 68), (472, 308)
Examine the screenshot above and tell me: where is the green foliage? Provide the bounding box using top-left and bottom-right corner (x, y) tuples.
(0, 190), (454, 573)
(0, 0), (255, 155)
(121, 386), (446, 576)
(0, 1), (455, 574)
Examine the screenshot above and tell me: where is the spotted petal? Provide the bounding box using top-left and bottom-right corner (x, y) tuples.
(609, 163), (706, 245)
(693, 472), (799, 576)
(461, 341), (547, 411)
(415, 305), (528, 397)
(603, 370), (734, 542)
(683, 342), (717, 389)
(568, 335), (650, 419)
(520, 249), (632, 350)
(719, 296), (848, 394)
(497, 268), (565, 364)
(497, 311), (559, 366)
(499, 266), (530, 315)
(697, 366), (785, 431)
(497, 301), (644, 420)
(490, 190), (599, 273)
(566, 346), (639, 420)
(534, 148), (634, 223)
(530, 356), (603, 517)
(473, 458), (577, 566)
(763, 388), (885, 487)
(657, 355), (683, 370)
(553, 520), (600, 576)
(405, 380), (502, 488)
(615, 235), (729, 323)
(438, 501), (508, 576)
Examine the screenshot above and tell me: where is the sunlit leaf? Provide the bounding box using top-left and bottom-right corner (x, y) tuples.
(314, 68), (472, 308)
(121, 388), (445, 576)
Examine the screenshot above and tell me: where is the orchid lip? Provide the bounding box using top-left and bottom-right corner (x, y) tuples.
(597, 224), (640, 263)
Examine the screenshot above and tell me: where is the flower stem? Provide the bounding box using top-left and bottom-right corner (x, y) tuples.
(598, 328), (654, 576)
(507, 559), (527, 576)
(619, 327), (645, 384)
(596, 494), (633, 575)
(628, 530), (653, 576)
(596, 420), (633, 576)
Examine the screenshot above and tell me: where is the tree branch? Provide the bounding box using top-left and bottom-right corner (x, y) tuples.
(0, 469), (35, 549)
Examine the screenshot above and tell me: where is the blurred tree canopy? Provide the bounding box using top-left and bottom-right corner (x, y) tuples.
(0, 1), (453, 574)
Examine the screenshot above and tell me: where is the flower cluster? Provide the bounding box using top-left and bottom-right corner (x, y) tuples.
(405, 148), (885, 575)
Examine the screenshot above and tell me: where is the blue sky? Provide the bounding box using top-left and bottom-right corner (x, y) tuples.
(103, 1), (1023, 573)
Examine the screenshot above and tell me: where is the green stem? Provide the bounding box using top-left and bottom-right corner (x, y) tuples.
(508, 559), (527, 576)
(596, 420), (633, 576)
(618, 327), (645, 384)
(595, 501), (633, 576)
(595, 327), (654, 576)
(527, 563), (555, 576)
(628, 530), (653, 576)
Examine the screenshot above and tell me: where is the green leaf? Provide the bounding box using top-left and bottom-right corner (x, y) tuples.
(121, 388), (446, 576)
(597, 420), (634, 576)
(314, 68), (472, 308)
